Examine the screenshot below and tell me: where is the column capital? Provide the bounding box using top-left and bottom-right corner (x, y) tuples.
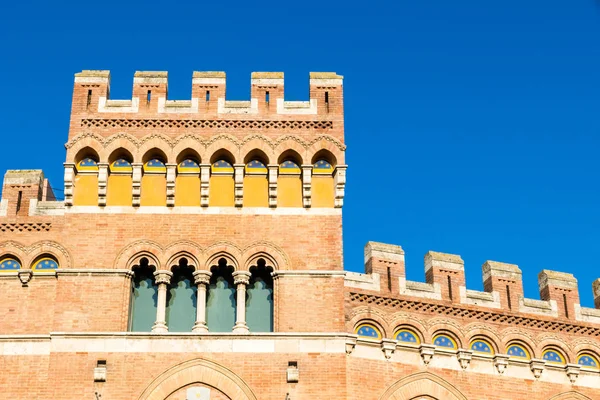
(193, 270), (212, 286)
(233, 270), (251, 285)
(154, 270), (173, 285)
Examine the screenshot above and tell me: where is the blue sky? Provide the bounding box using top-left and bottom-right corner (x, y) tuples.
(1, 1), (599, 305)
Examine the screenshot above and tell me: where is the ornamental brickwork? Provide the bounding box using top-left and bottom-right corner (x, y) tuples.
(0, 70), (598, 400)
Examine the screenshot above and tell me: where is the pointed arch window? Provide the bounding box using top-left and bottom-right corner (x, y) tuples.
(246, 259), (274, 332)
(206, 259), (236, 332)
(129, 258), (157, 332)
(166, 258), (197, 332)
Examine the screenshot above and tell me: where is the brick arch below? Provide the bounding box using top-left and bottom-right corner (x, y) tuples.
(379, 372), (467, 400)
(137, 358), (257, 400)
(548, 392), (592, 400)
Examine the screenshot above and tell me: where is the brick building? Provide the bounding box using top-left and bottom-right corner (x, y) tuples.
(0, 70), (598, 399)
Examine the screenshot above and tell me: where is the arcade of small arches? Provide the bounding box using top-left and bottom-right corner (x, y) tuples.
(353, 321), (600, 370)
(129, 255), (274, 334)
(65, 145), (346, 209)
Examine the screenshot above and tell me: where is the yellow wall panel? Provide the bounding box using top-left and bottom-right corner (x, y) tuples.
(107, 175), (132, 206)
(175, 175), (201, 206)
(312, 176), (335, 208)
(140, 175), (166, 206)
(209, 175), (234, 207)
(73, 174), (98, 206)
(243, 175), (268, 207)
(277, 176), (302, 207)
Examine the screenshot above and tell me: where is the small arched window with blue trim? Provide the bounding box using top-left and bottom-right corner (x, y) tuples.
(77, 157), (99, 172)
(506, 343), (530, 360)
(577, 353), (599, 370)
(542, 349), (566, 365)
(395, 328), (420, 345)
(470, 339), (494, 355)
(32, 256), (59, 271)
(0, 257), (21, 273)
(355, 323), (382, 340)
(433, 334), (458, 350)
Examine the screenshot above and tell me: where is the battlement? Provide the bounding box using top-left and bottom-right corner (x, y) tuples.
(347, 241), (600, 325)
(69, 70), (344, 134)
(1, 170), (55, 217)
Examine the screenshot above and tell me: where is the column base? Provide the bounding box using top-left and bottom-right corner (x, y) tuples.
(151, 322), (168, 333)
(192, 322), (209, 333)
(232, 323), (249, 334)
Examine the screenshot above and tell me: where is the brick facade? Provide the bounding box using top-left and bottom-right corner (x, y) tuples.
(0, 70), (598, 399)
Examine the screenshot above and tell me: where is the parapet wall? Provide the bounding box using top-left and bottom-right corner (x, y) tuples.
(68, 70), (344, 141)
(346, 241), (600, 325)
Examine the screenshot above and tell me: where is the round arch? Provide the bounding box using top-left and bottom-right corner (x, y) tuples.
(548, 392), (592, 400)
(379, 372), (467, 400)
(137, 358), (257, 400)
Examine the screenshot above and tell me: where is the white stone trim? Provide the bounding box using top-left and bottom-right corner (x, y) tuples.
(251, 78), (284, 86)
(0, 199), (7, 216)
(272, 271), (346, 278)
(158, 97), (199, 113)
(276, 99), (317, 115)
(217, 98), (258, 114)
(519, 297), (558, 317)
(98, 97), (140, 113)
(29, 199), (65, 216)
(74, 77), (109, 84)
(459, 287), (501, 309)
(575, 304), (600, 324)
(344, 272), (380, 291)
(399, 278), (442, 300)
(56, 269), (133, 277)
(192, 77), (226, 85)
(65, 205), (341, 216)
(310, 78), (343, 86)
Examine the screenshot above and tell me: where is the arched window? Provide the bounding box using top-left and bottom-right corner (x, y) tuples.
(206, 259), (236, 332)
(209, 156), (235, 207)
(278, 158), (302, 207)
(577, 353), (599, 369)
(246, 259), (274, 332)
(175, 158), (201, 206)
(32, 256), (58, 271)
(141, 155), (167, 206)
(243, 159), (268, 207)
(506, 343), (530, 360)
(0, 257), (21, 272)
(74, 153), (99, 206)
(542, 349), (566, 365)
(433, 334), (458, 350)
(166, 258), (197, 332)
(355, 323), (382, 340)
(470, 339), (494, 355)
(312, 159), (335, 208)
(395, 328), (420, 344)
(129, 258), (157, 332)
(107, 157), (133, 206)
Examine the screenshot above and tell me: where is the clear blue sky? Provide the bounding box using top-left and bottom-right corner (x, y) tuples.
(1, 1), (599, 306)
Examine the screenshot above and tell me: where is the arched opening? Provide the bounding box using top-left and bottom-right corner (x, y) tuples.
(128, 257), (158, 332)
(206, 258), (236, 331)
(165, 258), (197, 332)
(73, 147), (99, 206)
(141, 149), (167, 206)
(175, 149), (201, 206)
(107, 149), (133, 206)
(209, 150), (235, 207)
(379, 372), (467, 400)
(246, 258), (274, 332)
(277, 150), (303, 207)
(31, 255), (59, 271)
(0, 256), (21, 273)
(243, 149), (269, 207)
(311, 150), (336, 208)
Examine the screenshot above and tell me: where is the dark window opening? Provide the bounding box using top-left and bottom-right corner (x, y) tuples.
(265, 91), (270, 104)
(147, 90), (152, 104)
(206, 91), (210, 102)
(447, 275), (453, 300)
(563, 293), (569, 318)
(506, 285), (512, 310)
(387, 266), (392, 291)
(87, 90), (92, 108)
(16, 191), (22, 214)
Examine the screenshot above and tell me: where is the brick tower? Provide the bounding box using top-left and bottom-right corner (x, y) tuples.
(0, 70), (599, 400)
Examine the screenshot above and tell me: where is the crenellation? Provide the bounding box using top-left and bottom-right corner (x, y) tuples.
(593, 278), (600, 309)
(482, 260), (523, 311)
(364, 241), (405, 293)
(538, 269), (580, 320)
(425, 251), (465, 303)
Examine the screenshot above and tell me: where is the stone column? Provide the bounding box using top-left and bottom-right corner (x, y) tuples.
(192, 270), (211, 333)
(132, 163), (143, 207)
(301, 165), (312, 208)
(267, 164), (278, 208)
(200, 164), (210, 207)
(232, 271), (251, 333)
(152, 270), (172, 333)
(63, 163), (76, 206)
(166, 163), (176, 207)
(334, 165), (347, 208)
(234, 164), (245, 207)
(97, 162), (109, 207)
